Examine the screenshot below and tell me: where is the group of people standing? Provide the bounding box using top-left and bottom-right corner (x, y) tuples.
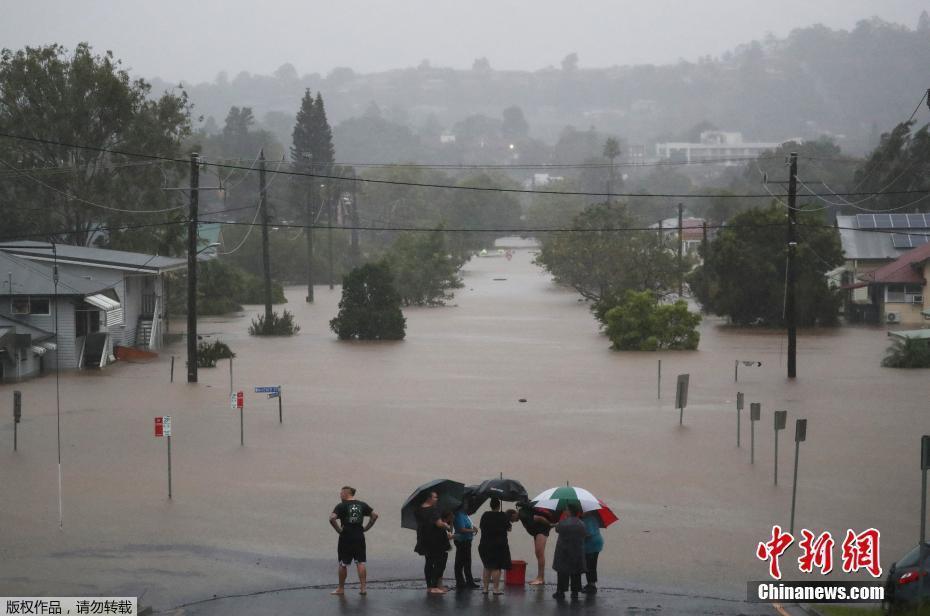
(414, 491), (604, 599)
(327, 486), (606, 600)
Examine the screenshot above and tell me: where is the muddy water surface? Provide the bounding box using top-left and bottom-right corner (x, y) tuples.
(0, 246), (923, 608)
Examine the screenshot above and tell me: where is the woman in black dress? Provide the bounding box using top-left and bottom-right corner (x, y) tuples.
(478, 498), (512, 595)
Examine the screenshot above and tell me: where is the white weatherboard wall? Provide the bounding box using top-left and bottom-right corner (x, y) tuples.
(11, 297), (78, 369)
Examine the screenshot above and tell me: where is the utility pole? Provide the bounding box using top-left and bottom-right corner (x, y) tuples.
(259, 149), (273, 325)
(327, 178), (334, 290)
(304, 153), (315, 303)
(349, 168), (360, 267)
(187, 153), (199, 383)
(786, 152), (798, 379)
(677, 203), (684, 297)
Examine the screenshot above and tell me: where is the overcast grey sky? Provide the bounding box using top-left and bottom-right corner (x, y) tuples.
(1, 0), (926, 83)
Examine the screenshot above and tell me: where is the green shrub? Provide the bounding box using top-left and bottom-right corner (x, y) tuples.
(330, 262), (406, 340)
(197, 340), (235, 368)
(882, 337), (930, 368)
(604, 290), (701, 351)
(249, 310), (300, 336)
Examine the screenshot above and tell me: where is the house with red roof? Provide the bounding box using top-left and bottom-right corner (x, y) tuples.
(857, 241), (930, 326)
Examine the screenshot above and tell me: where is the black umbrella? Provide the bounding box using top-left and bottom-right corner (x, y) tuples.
(466, 477), (529, 514)
(400, 479), (465, 530)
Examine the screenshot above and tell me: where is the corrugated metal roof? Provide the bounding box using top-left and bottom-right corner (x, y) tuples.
(0, 241), (187, 273)
(889, 329), (930, 340)
(0, 251), (112, 296)
(860, 241), (930, 284)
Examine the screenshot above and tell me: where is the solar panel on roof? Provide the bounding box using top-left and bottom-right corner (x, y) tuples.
(891, 234), (912, 249)
(907, 213), (926, 227)
(913, 234), (930, 246)
(875, 214), (893, 229)
(891, 214), (909, 228)
(857, 214), (876, 229)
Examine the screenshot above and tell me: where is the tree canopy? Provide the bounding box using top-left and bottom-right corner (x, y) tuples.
(385, 229), (465, 306)
(534, 202), (682, 308)
(0, 43), (192, 251)
(330, 262), (406, 340)
(689, 204), (843, 326)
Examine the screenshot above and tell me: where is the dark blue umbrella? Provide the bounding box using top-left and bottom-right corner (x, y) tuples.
(400, 478), (465, 530)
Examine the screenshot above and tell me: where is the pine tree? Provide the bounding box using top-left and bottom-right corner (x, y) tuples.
(290, 91), (336, 302)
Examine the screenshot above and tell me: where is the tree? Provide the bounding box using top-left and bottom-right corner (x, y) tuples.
(534, 202), (681, 308)
(0, 43), (192, 250)
(604, 291), (701, 351)
(603, 137), (622, 198)
(291, 90), (335, 302)
(882, 336), (930, 368)
(689, 204), (843, 326)
(849, 121), (930, 214)
(386, 229), (465, 306)
(330, 262), (406, 340)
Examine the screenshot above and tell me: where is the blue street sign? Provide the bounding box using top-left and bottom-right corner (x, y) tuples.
(255, 386), (280, 394)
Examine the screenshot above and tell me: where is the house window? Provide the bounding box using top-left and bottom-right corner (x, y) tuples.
(885, 284), (923, 303)
(10, 296), (50, 315)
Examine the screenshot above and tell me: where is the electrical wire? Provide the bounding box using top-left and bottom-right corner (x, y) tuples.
(0, 157), (186, 214)
(1, 131), (927, 200)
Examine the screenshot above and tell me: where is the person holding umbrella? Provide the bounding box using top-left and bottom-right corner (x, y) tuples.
(552, 502), (587, 600)
(415, 491), (453, 594)
(478, 498), (512, 595)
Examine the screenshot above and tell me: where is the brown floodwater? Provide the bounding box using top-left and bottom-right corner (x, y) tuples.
(1, 243), (925, 607)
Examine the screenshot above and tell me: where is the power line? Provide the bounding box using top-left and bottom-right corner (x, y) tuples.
(0, 157), (186, 214)
(1, 131), (928, 200)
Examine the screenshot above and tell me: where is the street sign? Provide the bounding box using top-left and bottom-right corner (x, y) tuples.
(736, 392), (744, 410)
(255, 386), (280, 394)
(675, 374), (689, 409)
(922, 435), (930, 470)
(795, 419), (807, 442)
(774, 410), (787, 431)
(750, 402), (761, 421)
(163, 415), (172, 437)
(154, 417), (164, 437)
(237, 391), (244, 408)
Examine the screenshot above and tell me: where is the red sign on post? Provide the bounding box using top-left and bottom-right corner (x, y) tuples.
(154, 417), (164, 437)
(236, 391), (244, 408)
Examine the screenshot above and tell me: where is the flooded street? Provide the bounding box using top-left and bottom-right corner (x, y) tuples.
(1, 245), (924, 608)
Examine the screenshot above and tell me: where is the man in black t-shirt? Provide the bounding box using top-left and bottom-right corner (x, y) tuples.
(329, 486), (378, 595)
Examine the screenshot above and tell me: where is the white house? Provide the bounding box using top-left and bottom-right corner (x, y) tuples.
(0, 243), (186, 380)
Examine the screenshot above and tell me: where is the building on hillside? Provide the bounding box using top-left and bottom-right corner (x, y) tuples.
(655, 131), (792, 164)
(0, 243), (186, 380)
(836, 213), (930, 323)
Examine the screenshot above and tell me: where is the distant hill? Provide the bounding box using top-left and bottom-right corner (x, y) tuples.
(152, 15), (930, 156)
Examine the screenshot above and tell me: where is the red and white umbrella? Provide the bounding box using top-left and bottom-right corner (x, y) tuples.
(530, 485), (619, 528)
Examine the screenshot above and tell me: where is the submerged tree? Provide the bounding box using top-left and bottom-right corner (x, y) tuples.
(690, 204), (842, 326)
(385, 229), (465, 306)
(330, 262), (406, 340)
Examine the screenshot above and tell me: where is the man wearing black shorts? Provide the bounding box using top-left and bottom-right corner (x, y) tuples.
(330, 486), (378, 595)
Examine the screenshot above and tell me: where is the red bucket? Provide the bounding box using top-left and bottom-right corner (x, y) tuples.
(505, 560), (527, 585)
